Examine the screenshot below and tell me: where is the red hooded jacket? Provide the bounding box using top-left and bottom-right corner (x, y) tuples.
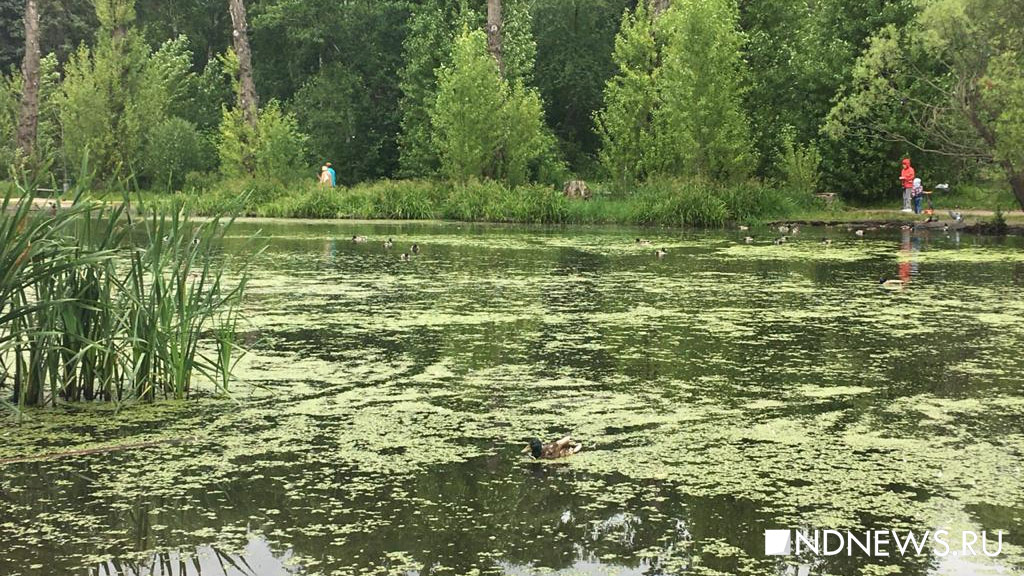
(900, 159), (915, 189)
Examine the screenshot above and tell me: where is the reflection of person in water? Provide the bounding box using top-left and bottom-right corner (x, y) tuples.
(898, 227), (921, 284)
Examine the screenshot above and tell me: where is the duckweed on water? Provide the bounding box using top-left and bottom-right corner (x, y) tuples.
(1, 222), (1022, 576)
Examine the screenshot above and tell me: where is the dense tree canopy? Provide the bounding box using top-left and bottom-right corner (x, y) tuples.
(0, 0), (1021, 206)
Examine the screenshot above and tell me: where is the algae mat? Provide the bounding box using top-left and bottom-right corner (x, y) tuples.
(1, 222), (1022, 576)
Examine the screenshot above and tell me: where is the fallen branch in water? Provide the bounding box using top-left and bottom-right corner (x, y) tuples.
(0, 436), (199, 466)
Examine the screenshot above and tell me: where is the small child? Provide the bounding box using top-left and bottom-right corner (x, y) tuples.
(911, 177), (924, 214)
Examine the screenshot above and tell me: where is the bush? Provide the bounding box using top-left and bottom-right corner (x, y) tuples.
(778, 128), (822, 196)
(218, 100), (308, 180)
(142, 117), (212, 190)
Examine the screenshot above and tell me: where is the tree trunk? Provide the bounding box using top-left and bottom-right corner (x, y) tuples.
(16, 0), (40, 160)
(487, 0), (503, 76)
(651, 0), (670, 16)
(228, 0), (258, 129)
(1005, 164), (1024, 211)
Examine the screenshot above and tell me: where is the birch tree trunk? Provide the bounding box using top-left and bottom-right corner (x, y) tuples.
(487, 0), (503, 76)
(228, 0), (258, 129)
(16, 0), (40, 160)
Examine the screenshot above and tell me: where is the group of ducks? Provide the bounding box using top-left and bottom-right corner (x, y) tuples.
(352, 235), (420, 260)
(635, 238), (669, 258)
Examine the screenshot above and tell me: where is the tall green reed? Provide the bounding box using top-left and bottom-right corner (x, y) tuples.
(0, 182), (251, 418)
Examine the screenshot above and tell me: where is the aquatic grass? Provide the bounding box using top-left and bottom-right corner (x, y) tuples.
(0, 184), (252, 416)
(163, 177), (823, 228)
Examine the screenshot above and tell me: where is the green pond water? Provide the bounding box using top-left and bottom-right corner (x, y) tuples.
(1, 221), (1023, 576)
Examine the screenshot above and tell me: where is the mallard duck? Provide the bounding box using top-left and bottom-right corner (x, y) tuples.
(522, 436), (583, 460)
(384, 238), (394, 249)
(636, 238), (652, 246)
(411, 243), (420, 254)
(655, 248), (668, 258)
(773, 236), (787, 245)
(744, 236), (754, 244)
(879, 277), (906, 289)
(949, 209), (963, 222)
(400, 253), (410, 261)
(791, 225), (800, 235)
(854, 229), (865, 237)
(352, 235), (368, 243)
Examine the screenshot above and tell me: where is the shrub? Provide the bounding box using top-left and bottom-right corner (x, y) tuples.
(778, 127), (822, 196)
(218, 100), (308, 180)
(142, 117), (212, 190)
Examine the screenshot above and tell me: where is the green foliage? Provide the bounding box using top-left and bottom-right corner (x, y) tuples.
(218, 98), (308, 180)
(650, 0), (753, 181)
(291, 63), (386, 185)
(254, 0), (408, 181)
(397, 0), (479, 177)
(825, 0), (1024, 206)
(431, 29), (557, 186)
(59, 22), (194, 186)
(595, 3), (658, 190)
(501, 0), (537, 85)
(142, 117), (212, 191)
(598, 0), (753, 187)
(0, 69), (16, 171)
(778, 128), (822, 195)
(533, 0), (628, 175)
(0, 185), (248, 410)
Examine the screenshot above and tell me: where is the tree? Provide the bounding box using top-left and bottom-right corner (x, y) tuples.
(595, 3), (658, 189)
(431, 28), (553, 185)
(254, 0), (410, 182)
(533, 0), (628, 174)
(398, 0), (482, 178)
(650, 0), (752, 181)
(432, 28), (507, 181)
(59, 1), (195, 186)
(15, 0), (39, 160)
(825, 0), (1024, 207)
(487, 0), (503, 75)
(227, 0), (257, 129)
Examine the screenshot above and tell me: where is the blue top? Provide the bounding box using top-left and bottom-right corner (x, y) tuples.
(327, 167), (337, 187)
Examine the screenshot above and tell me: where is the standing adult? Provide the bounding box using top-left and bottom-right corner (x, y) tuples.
(899, 158), (915, 213)
(326, 162), (337, 187)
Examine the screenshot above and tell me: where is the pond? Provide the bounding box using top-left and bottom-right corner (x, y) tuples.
(1, 220), (1023, 576)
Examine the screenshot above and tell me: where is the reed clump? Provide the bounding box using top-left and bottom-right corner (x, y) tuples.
(1, 187), (249, 417)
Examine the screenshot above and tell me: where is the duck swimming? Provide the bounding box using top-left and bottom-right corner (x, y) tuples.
(384, 238), (394, 248)
(411, 243), (420, 254)
(352, 235), (368, 243)
(744, 236), (754, 244)
(655, 248), (668, 258)
(636, 238), (652, 246)
(400, 253), (410, 261)
(522, 436), (583, 460)
(879, 277), (906, 289)
(854, 229), (865, 237)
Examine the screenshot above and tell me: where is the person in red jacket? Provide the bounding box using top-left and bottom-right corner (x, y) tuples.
(899, 158), (915, 212)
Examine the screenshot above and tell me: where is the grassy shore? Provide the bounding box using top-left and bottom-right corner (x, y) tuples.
(65, 176), (1024, 231)
(122, 178), (827, 228)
